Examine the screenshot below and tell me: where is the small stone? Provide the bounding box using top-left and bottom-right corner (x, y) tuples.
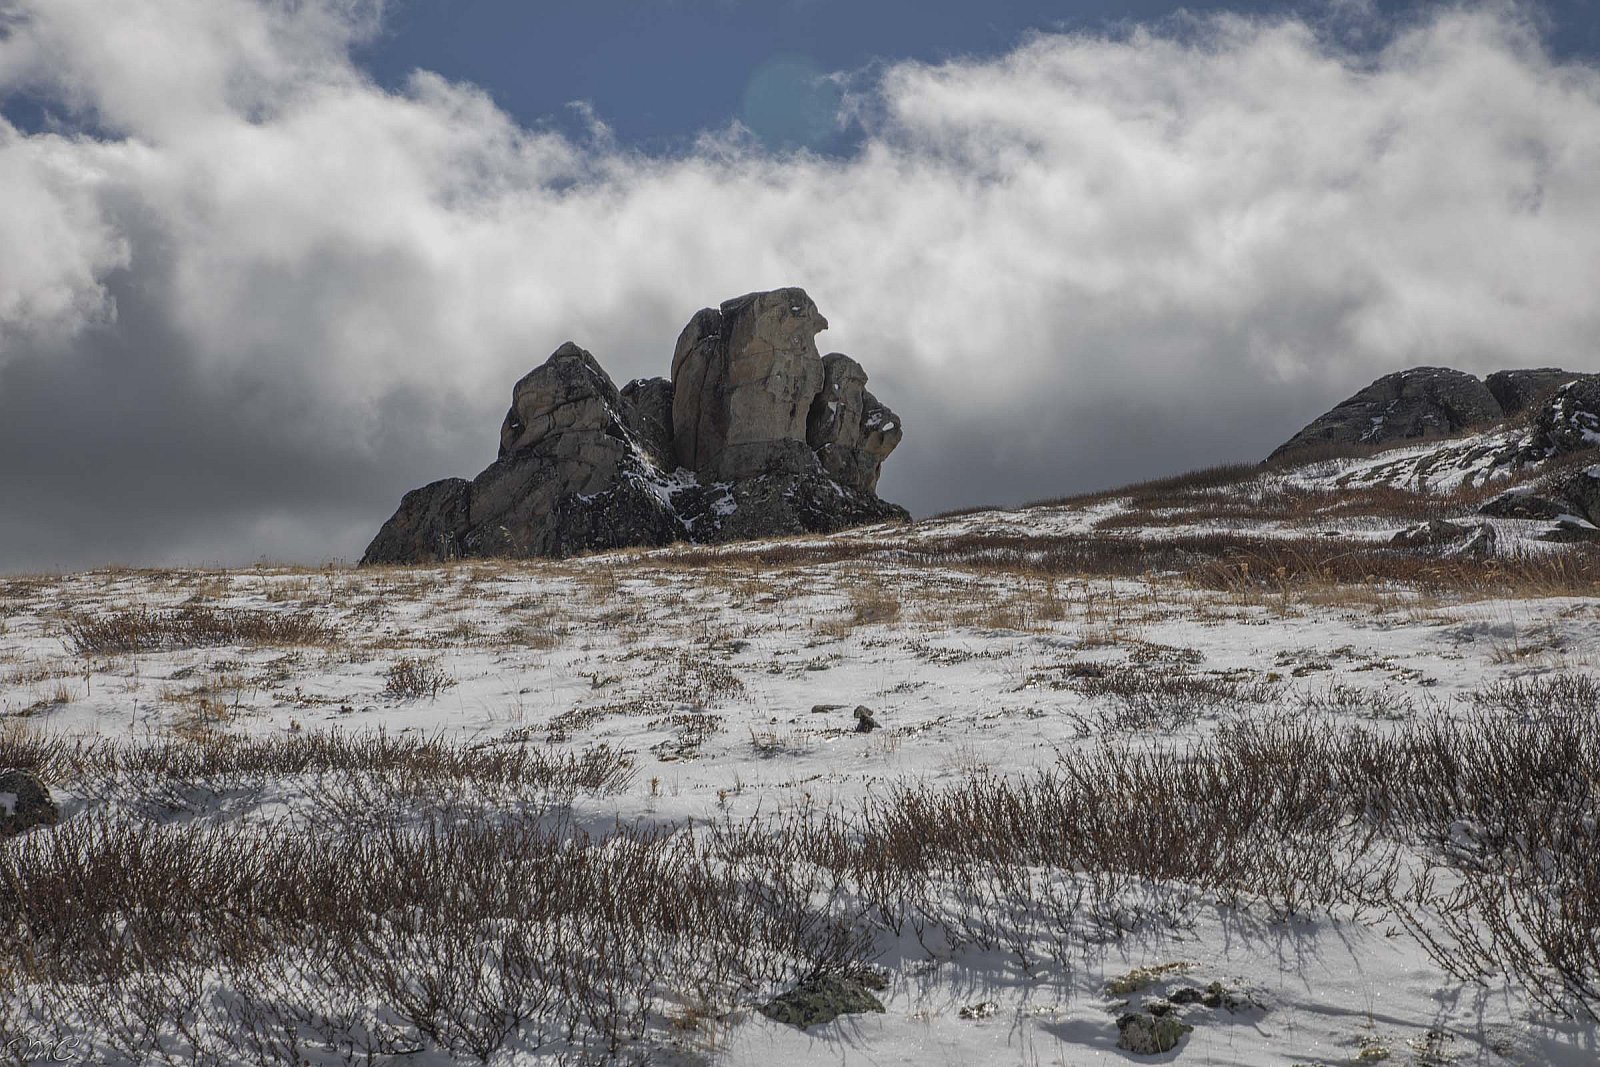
(959, 1001), (999, 1020)
(1117, 1011), (1193, 1055)
(811, 703), (846, 715)
(853, 705), (880, 733)
(1200, 981), (1252, 1013)
(760, 975), (886, 1029)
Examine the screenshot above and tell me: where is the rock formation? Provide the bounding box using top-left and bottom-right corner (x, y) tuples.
(363, 289), (907, 564)
(1484, 368), (1581, 417)
(1270, 366), (1589, 462)
(1475, 378), (1600, 538)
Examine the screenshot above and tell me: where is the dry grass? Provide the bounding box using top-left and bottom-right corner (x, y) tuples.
(64, 607), (338, 656)
(649, 530), (1600, 602)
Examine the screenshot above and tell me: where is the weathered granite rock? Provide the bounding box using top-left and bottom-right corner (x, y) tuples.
(1476, 381), (1600, 536)
(0, 769), (59, 838)
(806, 353), (903, 494)
(672, 288), (829, 480)
(1485, 368), (1586, 417)
(363, 343), (686, 564)
(498, 343), (618, 456)
(1271, 368), (1504, 461)
(1481, 464), (1600, 541)
(362, 289), (907, 564)
(360, 478), (472, 564)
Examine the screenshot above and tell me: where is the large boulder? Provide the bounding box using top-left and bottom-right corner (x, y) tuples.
(362, 289), (908, 564)
(0, 769), (58, 838)
(1271, 368), (1504, 461)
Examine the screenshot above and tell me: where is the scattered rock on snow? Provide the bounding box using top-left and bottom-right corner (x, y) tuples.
(1106, 962), (1195, 996)
(959, 1001), (999, 1020)
(1480, 458), (1600, 540)
(1117, 1011), (1193, 1055)
(853, 705), (880, 733)
(1389, 519), (1497, 557)
(0, 769), (59, 838)
(759, 975), (886, 1029)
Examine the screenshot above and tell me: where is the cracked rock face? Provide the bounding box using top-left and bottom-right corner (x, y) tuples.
(671, 287), (831, 480)
(362, 288), (907, 564)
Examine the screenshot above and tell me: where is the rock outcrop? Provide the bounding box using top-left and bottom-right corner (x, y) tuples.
(1270, 368), (1503, 461)
(1271, 366), (1590, 462)
(1475, 379), (1600, 539)
(1484, 368), (1581, 417)
(363, 289), (907, 564)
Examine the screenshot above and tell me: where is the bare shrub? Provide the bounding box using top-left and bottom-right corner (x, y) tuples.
(384, 657), (455, 701)
(0, 812), (866, 1064)
(1471, 672), (1600, 720)
(0, 729), (634, 804)
(1074, 666), (1273, 731)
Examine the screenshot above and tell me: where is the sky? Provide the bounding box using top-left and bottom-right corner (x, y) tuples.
(1, 0), (1599, 572)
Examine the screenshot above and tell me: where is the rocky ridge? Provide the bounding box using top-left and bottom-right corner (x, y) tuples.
(362, 288), (906, 564)
(1273, 368), (1600, 540)
(1269, 366), (1587, 462)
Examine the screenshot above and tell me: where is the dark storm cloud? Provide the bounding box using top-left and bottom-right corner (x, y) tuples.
(1, 0), (1599, 571)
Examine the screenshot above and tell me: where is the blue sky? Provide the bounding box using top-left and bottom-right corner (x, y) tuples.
(354, 0), (1600, 150)
(1, 0), (1599, 569)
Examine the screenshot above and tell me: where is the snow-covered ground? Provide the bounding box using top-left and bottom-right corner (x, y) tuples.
(4, 481), (1600, 1065)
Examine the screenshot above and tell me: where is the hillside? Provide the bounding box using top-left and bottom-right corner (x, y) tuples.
(3, 405), (1600, 1064)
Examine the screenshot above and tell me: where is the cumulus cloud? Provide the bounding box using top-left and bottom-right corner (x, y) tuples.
(1, 0), (1598, 570)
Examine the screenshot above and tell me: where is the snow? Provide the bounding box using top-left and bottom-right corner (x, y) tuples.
(5, 436), (1600, 1062)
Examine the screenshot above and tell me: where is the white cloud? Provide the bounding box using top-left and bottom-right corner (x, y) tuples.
(0, 0), (1598, 567)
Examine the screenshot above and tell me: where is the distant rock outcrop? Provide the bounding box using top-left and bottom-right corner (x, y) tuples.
(1270, 366), (1589, 462)
(362, 289), (907, 564)
(1484, 368), (1581, 417)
